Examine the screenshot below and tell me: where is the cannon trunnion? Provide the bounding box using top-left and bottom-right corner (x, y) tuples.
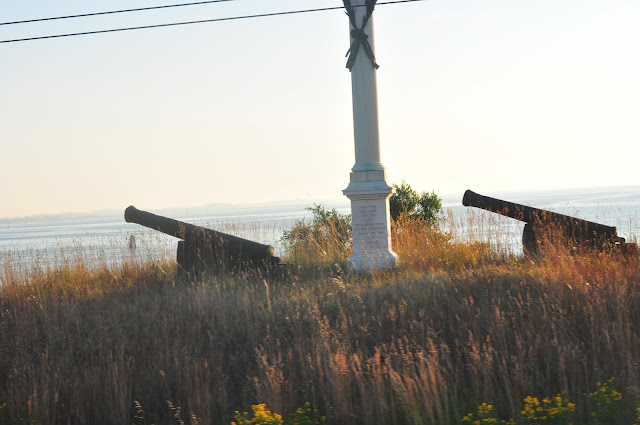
(462, 190), (630, 255)
(125, 206), (279, 276)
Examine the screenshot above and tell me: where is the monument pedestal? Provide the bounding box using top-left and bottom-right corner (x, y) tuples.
(343, 169), (398, 272)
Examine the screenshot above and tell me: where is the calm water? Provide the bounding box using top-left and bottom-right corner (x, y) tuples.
(0, 202), (351, 278)
(1, 186), (639, 281)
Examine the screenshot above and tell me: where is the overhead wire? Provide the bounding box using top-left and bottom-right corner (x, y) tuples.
(0, 0), (429, 44)
(0, 0), (237, 26)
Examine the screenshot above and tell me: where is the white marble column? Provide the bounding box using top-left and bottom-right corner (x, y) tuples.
(342, 0), (398, 272)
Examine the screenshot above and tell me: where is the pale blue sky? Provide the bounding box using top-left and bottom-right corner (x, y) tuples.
(1, 0), (638, 218)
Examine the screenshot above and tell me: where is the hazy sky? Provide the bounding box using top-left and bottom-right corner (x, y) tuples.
(1, 0), (638, 218)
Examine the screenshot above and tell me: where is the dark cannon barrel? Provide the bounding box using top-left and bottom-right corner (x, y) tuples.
(124, 205), (276, 260)
(462, 190), (629, 255)
(462, 190), (618, 238)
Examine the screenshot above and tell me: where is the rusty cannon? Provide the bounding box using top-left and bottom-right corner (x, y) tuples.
(462, 190), (633, 255)
(124, 206), (280, 276)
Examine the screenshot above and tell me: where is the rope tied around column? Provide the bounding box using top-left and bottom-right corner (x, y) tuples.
(343, 0), (379, 71)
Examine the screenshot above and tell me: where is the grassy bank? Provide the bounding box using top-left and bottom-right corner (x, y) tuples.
(1, 215), (639, 424)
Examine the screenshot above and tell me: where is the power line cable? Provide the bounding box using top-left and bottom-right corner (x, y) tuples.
(0, 0), (429, 44)
(0, 0), (236, 26)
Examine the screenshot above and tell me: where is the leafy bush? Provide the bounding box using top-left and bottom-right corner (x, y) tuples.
(280, 204), (351, 265)
(389, 180), (443, 227)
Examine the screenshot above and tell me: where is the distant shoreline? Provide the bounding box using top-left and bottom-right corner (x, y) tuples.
(3, 184), (639, 223)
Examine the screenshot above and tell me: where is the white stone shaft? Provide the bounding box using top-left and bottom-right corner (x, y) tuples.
(343, 0), (398, 272)
(349, 0), (383, 172)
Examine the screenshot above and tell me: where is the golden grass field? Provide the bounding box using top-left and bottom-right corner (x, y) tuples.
(1, 212), (639, 424)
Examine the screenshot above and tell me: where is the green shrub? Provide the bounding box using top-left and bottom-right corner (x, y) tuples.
(280, 204), (351, 264)
(389, 180), (443, 227)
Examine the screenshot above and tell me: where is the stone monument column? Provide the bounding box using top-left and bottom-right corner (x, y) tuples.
(342, 0), (398, 272)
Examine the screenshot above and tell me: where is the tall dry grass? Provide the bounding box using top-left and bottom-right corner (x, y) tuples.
(1, 214), (639, 424)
